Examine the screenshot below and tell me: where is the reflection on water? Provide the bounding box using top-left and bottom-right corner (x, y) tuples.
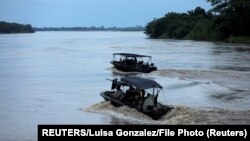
(0, 31), (250, 140)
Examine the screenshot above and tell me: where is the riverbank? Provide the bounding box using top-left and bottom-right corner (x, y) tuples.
(152, 36), (250, 45)
(0, 21), (34, 34)
(145, 1), (250, 44)
(227, 36), (250, 44)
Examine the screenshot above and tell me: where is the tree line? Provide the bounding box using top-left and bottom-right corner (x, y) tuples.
(34, 26), (144, 32)
(0, 21), (34, 34)
(145, 0), (250, 44)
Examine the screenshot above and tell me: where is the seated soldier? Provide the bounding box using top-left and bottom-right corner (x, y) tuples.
(154, 93), (158, 105)
(114, 84), (124, 101)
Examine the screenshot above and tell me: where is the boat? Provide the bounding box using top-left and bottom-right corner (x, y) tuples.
(111, 53), (157, 73)
(100, 77), (173, 120)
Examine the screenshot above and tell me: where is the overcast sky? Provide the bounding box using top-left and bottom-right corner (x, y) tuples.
(0, 0), (211, 27)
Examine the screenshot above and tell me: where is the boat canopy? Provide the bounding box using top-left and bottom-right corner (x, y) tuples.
(121, 77), (162, 89)
(113, 53), (151, 58)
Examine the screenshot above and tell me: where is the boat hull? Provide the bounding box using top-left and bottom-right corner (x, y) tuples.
(100, 91), (172, 120)
(111, 61), (157, 73)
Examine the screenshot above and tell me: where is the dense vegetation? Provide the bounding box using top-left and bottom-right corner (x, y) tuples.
(145, 0), (250, 44)
(0, 21), (34, 33)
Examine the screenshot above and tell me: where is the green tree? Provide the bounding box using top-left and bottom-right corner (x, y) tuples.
(145, 7), (214, 40)
(207, 0), (250, 37)
(0, 21), (34, 33)
(145, 18), (166, 38)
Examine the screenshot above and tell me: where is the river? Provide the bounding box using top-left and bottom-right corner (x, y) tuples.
(0, 31), (250, 140)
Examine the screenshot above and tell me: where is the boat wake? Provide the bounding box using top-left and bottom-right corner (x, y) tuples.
(98, 68), (250, 123)
(85, 101), (160, 124)
(156, 69), (250, 91)
(85, 102), (250, 125)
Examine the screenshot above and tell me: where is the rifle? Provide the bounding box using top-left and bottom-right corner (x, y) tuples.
(105, 78), (128, 90)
